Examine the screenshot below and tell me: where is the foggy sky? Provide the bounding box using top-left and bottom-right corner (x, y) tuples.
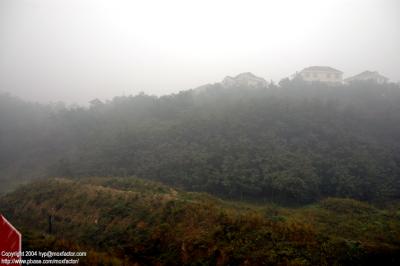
(1, 0), (399, 104)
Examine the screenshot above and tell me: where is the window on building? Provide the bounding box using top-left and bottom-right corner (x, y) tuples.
(335, 74), (340, 79)
(327, 73), (331, 78)
(313, 73), (317, 78)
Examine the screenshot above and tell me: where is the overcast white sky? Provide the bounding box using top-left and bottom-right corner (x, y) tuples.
(1, 0), (399, 104)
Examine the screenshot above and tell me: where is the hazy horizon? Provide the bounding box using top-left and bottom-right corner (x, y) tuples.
(1, 0), (399, 104)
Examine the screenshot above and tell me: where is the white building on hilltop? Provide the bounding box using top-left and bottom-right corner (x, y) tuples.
(345, 71), (388, 84)
(298, 66), (343, 83)
(221, 72), (268, 88)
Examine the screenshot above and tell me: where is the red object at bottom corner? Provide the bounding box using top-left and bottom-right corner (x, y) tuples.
(0, 215), (21, 266)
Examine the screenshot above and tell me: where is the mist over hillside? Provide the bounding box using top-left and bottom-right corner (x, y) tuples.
(1, 1), (400, 265)
(1, 77), (400, 204)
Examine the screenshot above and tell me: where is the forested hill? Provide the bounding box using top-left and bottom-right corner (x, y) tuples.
(1, 77), (400, 204)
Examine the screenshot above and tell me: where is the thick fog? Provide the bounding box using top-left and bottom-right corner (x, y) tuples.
(1, 0), (399, 104)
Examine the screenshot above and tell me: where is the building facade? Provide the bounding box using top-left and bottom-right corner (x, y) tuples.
(299, 66), (343, 83)
(345, 71), (388, 84)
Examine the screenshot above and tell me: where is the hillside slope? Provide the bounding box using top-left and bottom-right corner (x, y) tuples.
(1, 177), (400, 265)
(1, 79), (400, 204)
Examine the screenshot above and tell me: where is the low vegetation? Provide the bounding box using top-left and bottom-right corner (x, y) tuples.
(1, 177), (399, 265)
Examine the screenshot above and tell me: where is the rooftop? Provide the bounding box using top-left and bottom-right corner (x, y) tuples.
(302, 66), (343, 73)
(346, 71), (388, 80)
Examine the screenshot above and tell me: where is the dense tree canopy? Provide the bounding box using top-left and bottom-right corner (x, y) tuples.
(1, 79), (400, 204)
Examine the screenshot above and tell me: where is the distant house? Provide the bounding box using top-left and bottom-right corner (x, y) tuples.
(345, 71), (388, 84)
(221, 72), (268, 88)
(298, 66), (343, 83)
(193, 72), (268, 94)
